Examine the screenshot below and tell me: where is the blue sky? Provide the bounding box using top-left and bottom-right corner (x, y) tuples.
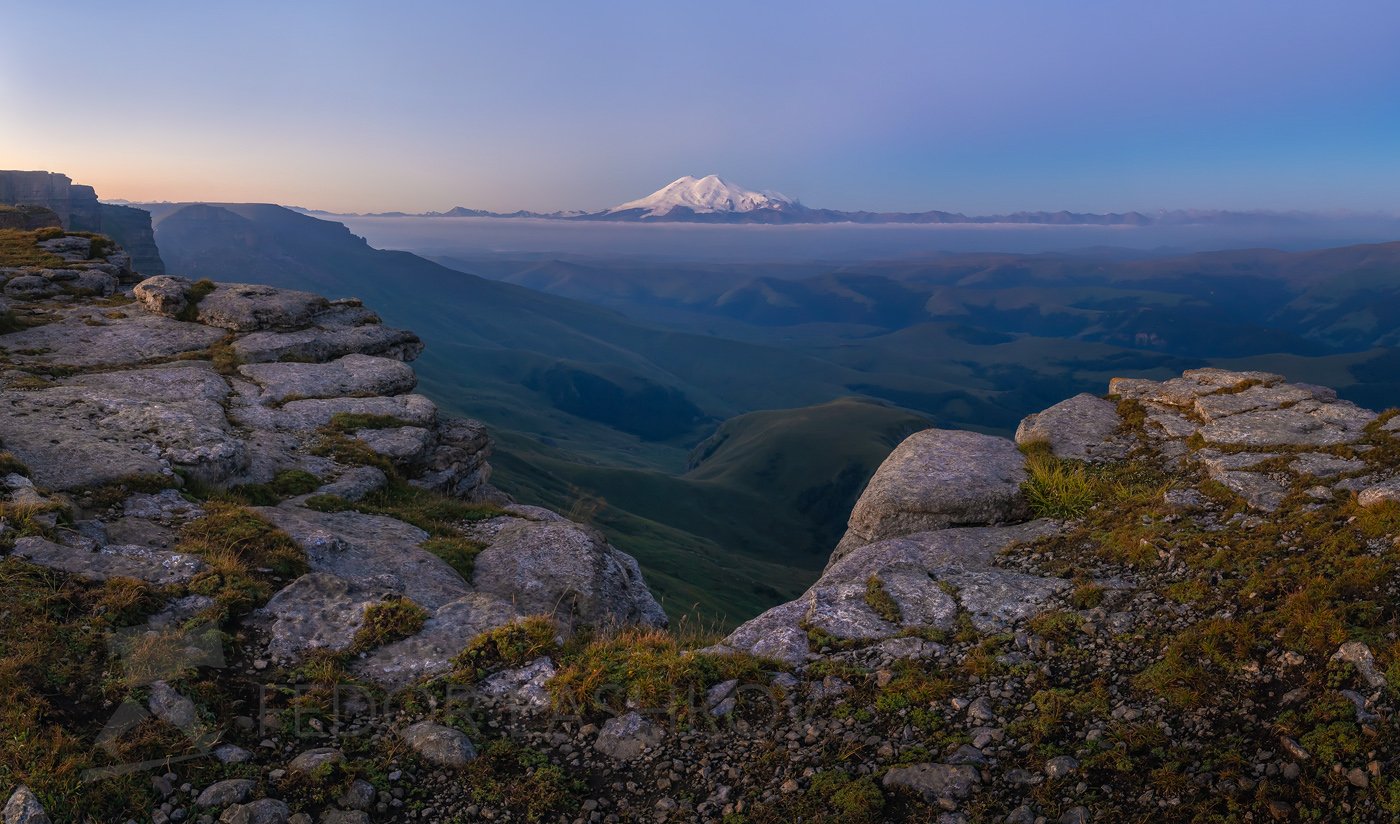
(3, 0), (1397, 213)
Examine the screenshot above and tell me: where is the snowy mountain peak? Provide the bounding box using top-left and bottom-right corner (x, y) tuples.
(607, 175), (794, 218)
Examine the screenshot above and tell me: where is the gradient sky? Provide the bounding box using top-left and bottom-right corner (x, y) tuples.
(3, 1), (1398, 214)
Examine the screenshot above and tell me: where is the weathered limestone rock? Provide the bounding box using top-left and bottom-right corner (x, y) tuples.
(1198, 402), (1374, 447)
(709, 600), (813, 666)
(353, 593), (519, 688)
(471, 518), (668, 628)
(1291, 453), (1366, 479)
(834, 429), (1030, 562)
(230, 393), (438, 434)
(287, 748), (344, 774)
(148, 680), (198, 729)
(238, 354), (416, 405)
(254, 572), (394, 662)
(0, 364), (242, 488)
(882, 763), (980, 802)
(232, 324), (423, 365)
(1015, 393), (1128, 461)
(196, 779), (256, 809)
(594, 711), (663, 762)
(2, 785), (51, 824)
(313, 466), (388, 502)
(12, 537), (207, 585)
(401, 722), (476, 767)
(133, 275), (194, 317)
(477, 657), (557, 710)
(1358, 478), (1400, 508)
(193, 283), (329, 331)
(218, 799), (290, 824)
(255, 507), (469, 610)
(0, 307), (224, 370)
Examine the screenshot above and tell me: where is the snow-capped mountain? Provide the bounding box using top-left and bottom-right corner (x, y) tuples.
(605, 175), (797, 219)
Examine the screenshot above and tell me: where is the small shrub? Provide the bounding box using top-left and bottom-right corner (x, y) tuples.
(1027, 609), (1082, 642)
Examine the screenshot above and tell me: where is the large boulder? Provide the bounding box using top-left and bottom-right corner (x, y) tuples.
(192, 283), (329, 332)
(1015, 393), (1128, 462)
(471, 517), (667, 628)
(353, 593), (519, 688)
(832, 429), (1030, 563)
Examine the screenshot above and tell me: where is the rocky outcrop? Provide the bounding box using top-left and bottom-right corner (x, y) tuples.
(832, 429), (1030, 562)
(0, 170), (164, 273)
(1, 244), (665, 700)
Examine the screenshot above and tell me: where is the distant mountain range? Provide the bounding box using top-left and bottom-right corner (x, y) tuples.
(302, 174), (1357, 226)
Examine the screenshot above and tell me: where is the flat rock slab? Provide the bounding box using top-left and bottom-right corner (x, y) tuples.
(0, 308), (224, 369)
(834, 429), (1030, 561)
(1015, 393), (1128, 462)
(238, 354), (416, 405)
(354, 593), (519, 688)
(193, 283), (329, 331)
(233, 323), (423, 365)
(12, 536), (207, 585)
(0, 364), (242, 489)
(1291, 453), (1366, 478)
(1198, 401), (1374, 447)
(1193, 383), (1328, 423)
(230, 393), (437, 433)
(824, 521), (1059, 581)
(472, 518), (667, 628)
(256, 506), (469, 610)
(254, 572), (395, 662)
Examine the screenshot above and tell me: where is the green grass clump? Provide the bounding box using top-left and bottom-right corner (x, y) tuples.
(351, 481), (505, 535)
(350, 597), (427, 652)
(1021, 444), (1097, 519)
(421, 535), (485, 581)
(0, 561), (175, 821)
(305, 493), (355, 512)
(452, 616), (560, 680)
(863, 575), (901, 623)
(177, 502), (307, 619)
(326, 412), (414, 432)
(459, 739), (584, 820)
(1068, 581), (1105, 609)
(175, 278), (217, 322)
(548, 626), (773, 719)
(0, 229), (64, 267)
(0, 451), (30, 477)
(224, 469), (323, 505)
(1027, 609), (1083, 642)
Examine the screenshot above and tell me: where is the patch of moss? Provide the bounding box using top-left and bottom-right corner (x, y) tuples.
(326, 412), (415, 432)
(177, 502), (307, 620)
(421, 534), (485, 581)
(350, 597), (427, 653)
(864, 575), (901, 623)
(175, 279), (217, 322)
(452, 616), (560, 681)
